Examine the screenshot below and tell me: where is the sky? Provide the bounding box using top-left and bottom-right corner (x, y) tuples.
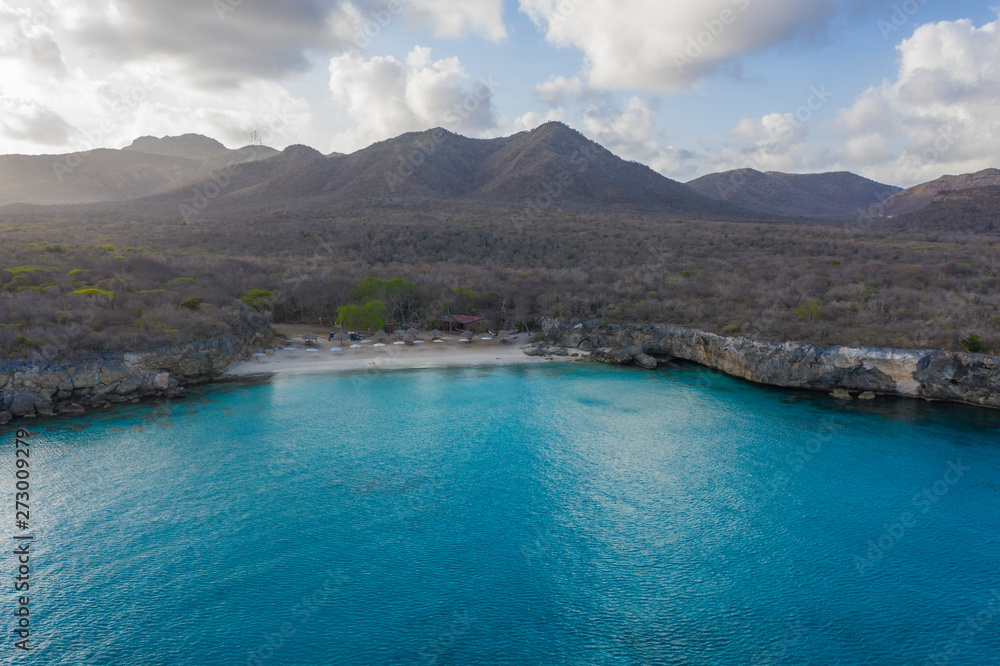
(1, 0), (998, 187)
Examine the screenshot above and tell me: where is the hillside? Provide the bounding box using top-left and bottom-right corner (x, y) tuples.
(887, 185), (1000, 234)
(881, 168), (1000, 217)
(686, 169), (901, 220)
(131, 122), (754, 220)
(0, 136), (279, 207)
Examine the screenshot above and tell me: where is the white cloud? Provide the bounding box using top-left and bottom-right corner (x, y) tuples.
(722, 111), (818, 172)
(0, 2), (316, 155)
(511, 108), (566, 133)
(833, 16), (1000, 185)
(519, 0), (837, 92)
(581, 96), (692, 175)
(535, 75), (588, 104)
(408, 0), (507, 42)
(328, 46), (497, 152)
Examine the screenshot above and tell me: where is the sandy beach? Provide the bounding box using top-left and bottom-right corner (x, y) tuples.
(224, 328), (586, 377)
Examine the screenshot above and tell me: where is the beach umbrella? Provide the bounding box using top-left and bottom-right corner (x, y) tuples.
(303, 333), (319, 342)
(350, 344), (362, 348)
(332, 331), (351, 345)
(330, 347), (342, 353)
(405, 327), (420, 337)
(403, 333), (416, 343)
(429, 329), (445, 340)
(462, 330), (474, 341)
(373, 330), (390, 342)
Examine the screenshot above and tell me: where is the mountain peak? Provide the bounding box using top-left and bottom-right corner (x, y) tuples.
(124, 134), (230, 160)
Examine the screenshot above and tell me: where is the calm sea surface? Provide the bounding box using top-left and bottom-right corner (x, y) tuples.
(2, 363), (999, 665)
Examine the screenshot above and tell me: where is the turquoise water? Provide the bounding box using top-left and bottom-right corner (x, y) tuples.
(2, 363), (1000, 665)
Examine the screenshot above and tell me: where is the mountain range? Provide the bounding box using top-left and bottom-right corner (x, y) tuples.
(0, 134), (278, 207)
(1, 123), (997, 230)
(686, 169), (901, 220)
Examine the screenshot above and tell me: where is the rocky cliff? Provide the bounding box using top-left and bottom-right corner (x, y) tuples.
(542, 320), (1000, 409)
(0, 327), (268, 425)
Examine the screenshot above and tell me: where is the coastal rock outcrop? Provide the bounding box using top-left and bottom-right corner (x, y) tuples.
(542, 319), (1000, 409)
(0, 333), (266, 424)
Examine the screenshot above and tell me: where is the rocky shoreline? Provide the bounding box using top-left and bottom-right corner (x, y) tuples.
(540, 319), (1000, 409)
(0, 325), (268, 426)
(4, 317), (998, 426)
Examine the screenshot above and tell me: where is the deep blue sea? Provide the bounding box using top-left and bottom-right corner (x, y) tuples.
(2, 362), (1000, 665)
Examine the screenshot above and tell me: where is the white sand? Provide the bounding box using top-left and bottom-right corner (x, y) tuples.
(225, 333), (585, 377)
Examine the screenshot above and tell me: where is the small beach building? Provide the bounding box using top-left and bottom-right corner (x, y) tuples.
(437, 314), (484, 333)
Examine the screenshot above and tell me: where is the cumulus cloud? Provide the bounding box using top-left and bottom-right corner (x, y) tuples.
(46, 0), (504, 87)
(581, 96), (695, 176)
(519, 0), (837, 92)
(327, 46), (497, 152)
(721, 111), (819, 172)
(0, 2), (316, 155)
(510, 108), (566, 133)
(833, 16), (1000, 185)
(407, 0), (506, 41)
(535, 75), (589, 104)
(54, 0), (377, 86)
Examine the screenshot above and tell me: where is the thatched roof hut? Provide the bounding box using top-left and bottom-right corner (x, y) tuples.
(373, 330), (390, 342)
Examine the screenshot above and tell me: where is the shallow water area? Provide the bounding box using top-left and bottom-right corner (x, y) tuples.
(2, 363), (999, 664)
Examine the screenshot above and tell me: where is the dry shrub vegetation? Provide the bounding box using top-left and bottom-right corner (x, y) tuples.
(1, 205), (998, 362)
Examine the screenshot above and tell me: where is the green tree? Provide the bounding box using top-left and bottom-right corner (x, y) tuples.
(960, 333), (983, 353)
(241, 289), (274, 312)
(180, 297), (205, 311)
(337, 300), (387, 331)
(451, 287), (479, 312)
(351, 277), (419, 325)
